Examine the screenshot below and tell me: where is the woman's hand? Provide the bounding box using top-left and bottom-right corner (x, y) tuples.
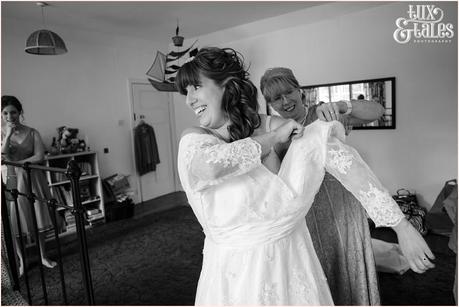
(316, 102), (342, 121)
(5, 123), (16, 138)
(273, 119), (304, 143)
(2, 123), (15, 159)
(393, 218), (435, 273)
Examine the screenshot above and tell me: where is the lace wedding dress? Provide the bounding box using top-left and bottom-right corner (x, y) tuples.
(178, 120), (404, 305)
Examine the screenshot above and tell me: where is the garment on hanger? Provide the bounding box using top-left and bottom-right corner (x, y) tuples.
(134, 121), (160, 176)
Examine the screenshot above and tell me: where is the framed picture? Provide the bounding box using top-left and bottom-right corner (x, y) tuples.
(301, 77), (396, 129)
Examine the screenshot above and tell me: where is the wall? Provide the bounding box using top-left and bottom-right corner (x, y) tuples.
(3, 3), (457, 209)
(2, 17), (169, 200)
(173, 2), (458, 209)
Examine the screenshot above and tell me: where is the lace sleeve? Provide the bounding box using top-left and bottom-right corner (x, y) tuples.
(178, 133), (262, 192)
(324, 130), (404, 227)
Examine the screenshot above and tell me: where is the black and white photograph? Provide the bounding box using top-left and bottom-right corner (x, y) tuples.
(1, 1), (457, 305)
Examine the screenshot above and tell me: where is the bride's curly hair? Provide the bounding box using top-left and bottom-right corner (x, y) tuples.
(176, 47), (261, 142)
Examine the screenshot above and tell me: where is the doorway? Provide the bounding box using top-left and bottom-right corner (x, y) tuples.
(129, 80), (177, 204)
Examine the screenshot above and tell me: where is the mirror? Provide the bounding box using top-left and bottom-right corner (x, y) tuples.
(301, 77), (396, 129)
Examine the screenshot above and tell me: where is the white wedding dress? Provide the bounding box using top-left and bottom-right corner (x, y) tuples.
(178, 120), (404, 306)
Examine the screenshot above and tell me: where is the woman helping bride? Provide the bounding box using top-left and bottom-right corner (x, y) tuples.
(176, 47), (434, 305)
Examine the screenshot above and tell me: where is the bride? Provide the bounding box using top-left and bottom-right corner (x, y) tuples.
(176, 47), (434, 305)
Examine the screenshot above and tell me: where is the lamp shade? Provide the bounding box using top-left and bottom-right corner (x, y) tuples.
(25, 29), (67, 55)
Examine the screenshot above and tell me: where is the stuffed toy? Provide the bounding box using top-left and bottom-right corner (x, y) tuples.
(57, 126), (80, 153)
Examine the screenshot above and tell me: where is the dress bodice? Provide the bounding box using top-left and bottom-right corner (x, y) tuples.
(4, 127), (36, 161)
(178, 134), (303, 248)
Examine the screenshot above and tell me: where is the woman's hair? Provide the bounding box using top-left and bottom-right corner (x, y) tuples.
(1, 95), (23, 113)
(259, 67), (300, 103)
(176, 47), (260, 142)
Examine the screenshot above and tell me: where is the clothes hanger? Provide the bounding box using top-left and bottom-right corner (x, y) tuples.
(138, 115), (146, 126)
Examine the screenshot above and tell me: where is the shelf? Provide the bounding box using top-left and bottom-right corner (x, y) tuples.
(55, 197), (101, 212)
(45, 151), (105, 238)
(87, 216), (104, 222)
(49, 175), (100, 187)
(45, 151), (96, 160)
(82, 197), (101, 205)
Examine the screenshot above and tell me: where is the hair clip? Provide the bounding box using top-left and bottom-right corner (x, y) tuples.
(184, 56), (195, 64)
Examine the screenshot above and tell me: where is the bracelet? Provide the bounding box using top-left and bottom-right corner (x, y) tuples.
(343, 100), (352, 115)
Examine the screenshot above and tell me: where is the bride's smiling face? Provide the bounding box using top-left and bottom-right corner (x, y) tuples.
(185, 74), (227, 129)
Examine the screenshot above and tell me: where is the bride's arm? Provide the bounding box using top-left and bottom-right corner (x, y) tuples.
(179, 130), (263, 188)
(324, 135), (435, 273)
(178, 120), (303, 191)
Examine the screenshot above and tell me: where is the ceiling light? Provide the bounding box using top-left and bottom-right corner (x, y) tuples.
(25, 2), (68, 55)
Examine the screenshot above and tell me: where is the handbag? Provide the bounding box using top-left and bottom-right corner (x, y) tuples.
(426, 179), (457, 236)
(392, 189), (428, 236)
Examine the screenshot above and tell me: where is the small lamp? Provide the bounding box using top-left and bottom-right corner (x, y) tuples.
(25, 2), (68, 55)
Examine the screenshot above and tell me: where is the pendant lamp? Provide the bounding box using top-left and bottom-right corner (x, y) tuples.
(25, 2), (68, 55)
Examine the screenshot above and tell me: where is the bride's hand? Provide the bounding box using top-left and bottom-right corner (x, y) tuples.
(274, 119), (304, 143)
(393, 218), (435, 273)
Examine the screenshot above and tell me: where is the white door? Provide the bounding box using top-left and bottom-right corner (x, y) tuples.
(130, 80), (177, 203)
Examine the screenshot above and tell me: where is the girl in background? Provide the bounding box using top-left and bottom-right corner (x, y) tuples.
(2, 95), (57, 276)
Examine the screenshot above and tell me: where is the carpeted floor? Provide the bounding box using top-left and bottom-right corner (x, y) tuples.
(372, 226), (456, 306)
(19, 204), (204, 305)
(14, 195), (457, 305)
